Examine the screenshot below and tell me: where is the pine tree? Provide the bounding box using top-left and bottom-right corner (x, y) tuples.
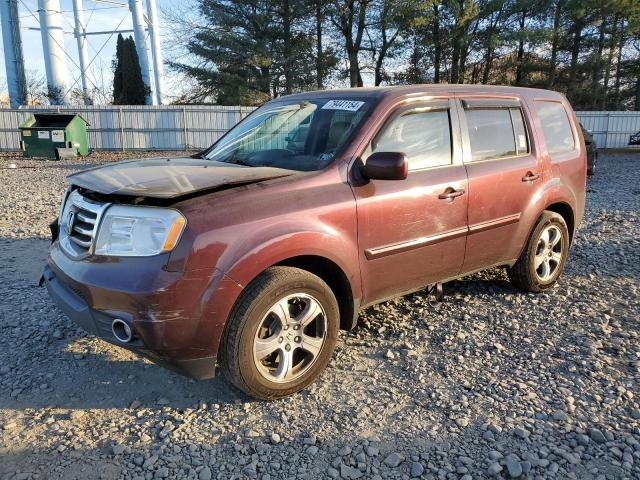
(124, 37), (148, 104)
(112, 34), (148, 105)
(169, 0), (333, 105)
(112, 34), (124, 104)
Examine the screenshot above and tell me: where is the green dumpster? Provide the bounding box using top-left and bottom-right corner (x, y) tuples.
(19, 113), (89, 159)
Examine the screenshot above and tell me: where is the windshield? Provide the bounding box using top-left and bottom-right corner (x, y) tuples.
(204, 98), (374, 171)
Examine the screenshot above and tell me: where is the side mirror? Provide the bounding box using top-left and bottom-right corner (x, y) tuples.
(361, 152), (408, 181)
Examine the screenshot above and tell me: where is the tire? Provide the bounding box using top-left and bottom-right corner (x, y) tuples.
(508, 211), (570, 293)
(219, 266), (339, 400)
(587, 151), (597, 176)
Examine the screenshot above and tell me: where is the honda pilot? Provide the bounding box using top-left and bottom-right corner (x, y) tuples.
(44, 85), (586, 399)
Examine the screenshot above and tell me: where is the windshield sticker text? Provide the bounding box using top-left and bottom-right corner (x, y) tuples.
(321, 100), (364, 112)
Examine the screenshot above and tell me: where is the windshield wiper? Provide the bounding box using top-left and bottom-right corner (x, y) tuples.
(230, 158), (255, 167)
(223, 154), (255, 167)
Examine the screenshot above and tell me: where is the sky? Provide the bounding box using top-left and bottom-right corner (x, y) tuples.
(0, 0), (187, 104)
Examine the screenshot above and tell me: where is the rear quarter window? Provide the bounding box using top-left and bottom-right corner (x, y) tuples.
(535, 101), (575, 155)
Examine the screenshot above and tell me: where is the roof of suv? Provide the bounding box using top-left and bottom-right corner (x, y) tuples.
(278, 84), (566, 102)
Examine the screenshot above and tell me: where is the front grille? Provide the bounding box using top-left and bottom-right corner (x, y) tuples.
(59, 190), (110, 258)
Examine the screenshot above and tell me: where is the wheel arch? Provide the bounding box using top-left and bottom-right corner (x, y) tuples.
(219, 230), (362, 334)
(273, 255), (357, 331)
(545, 201), (575, 243)
(513, 201), (576, 264)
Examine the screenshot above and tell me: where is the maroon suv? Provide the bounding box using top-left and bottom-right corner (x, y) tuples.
(44, 85), (586, 399)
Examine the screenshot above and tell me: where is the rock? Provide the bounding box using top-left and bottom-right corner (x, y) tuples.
(576, 434), (590, 446)
(488, 450), (503, 461)
(365, 446), (379, 457)
(340, 463), (363, 479)
(552, 410), (569, 422)
(487, 462), (503, 476)
(590, 428), (607, 444)
(385, 350), (395, 360)
(112, 443), (127, 455)
(69, 410), (84, 421)
(306, 446), (319, 455)
(270, 432), (281, 444)
(456, 417), (469, 428)
(303, 434), (317, 445)
(505, 454), (523, 478)
(410, 462), (424, 477)
(2, 421), (17, 431)
(384, 452), (404, 468)
(154, 467), (169, 478)
(198, 467), (212, 480)
(483, 430), (495, 441)
(327, 467), (339, 479)
(143, 455), (158, 469)
(338, 445), (352, 456)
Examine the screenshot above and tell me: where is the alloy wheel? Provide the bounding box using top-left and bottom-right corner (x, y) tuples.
(253, 293), (327, 383)
(534, 224), (564, 282)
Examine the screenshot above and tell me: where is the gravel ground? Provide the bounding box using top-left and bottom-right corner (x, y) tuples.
(0, 151), (638, 480)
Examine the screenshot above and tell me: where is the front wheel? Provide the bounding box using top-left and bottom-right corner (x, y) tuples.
(219, 267), (339, 400)
(508, 211), (570, 292)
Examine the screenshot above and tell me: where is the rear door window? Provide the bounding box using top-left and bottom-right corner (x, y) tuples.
(535, 101), (575, 154)
(465, 108), (517, 161)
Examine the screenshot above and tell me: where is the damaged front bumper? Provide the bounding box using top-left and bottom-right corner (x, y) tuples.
(43, 264), (216, 380)
(43, 237), (242, 381)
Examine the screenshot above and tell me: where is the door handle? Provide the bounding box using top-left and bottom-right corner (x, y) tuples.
(522, 171), (540, 182)
(438, 188), (466, 200)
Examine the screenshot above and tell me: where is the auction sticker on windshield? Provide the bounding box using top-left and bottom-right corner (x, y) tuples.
(321, 100), (364, 111)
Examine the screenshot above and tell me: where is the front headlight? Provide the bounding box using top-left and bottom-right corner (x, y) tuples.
(95, 205), (186, 257)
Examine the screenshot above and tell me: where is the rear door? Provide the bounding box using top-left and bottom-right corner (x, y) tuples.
(457, 97), (544, 273)
(351, 99), (468, 304)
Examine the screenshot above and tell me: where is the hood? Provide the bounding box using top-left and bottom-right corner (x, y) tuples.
(68, 157), (298, 199)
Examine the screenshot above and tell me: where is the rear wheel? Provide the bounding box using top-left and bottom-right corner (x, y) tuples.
(508, 211), (570, 292)
(587, 151), (597, 176)
(219, 267), (339, 400)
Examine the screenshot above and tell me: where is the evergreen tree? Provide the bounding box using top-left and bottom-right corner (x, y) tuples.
(112, 34), (124, 103)
(167, 0), (640, 109)
(169, 0), (336, 105)
(112, 34), (148, 105)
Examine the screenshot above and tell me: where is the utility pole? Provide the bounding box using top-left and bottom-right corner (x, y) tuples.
(71, 0), (92, 105)
(128, 0), (153, 105)
(146, 0), (164, 105)
(38, 0), (69, 105)
(0, 0), (27, 107)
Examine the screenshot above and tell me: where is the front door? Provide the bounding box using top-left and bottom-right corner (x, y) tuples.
(351, 99), (469, 304)
(457, 97), (545, 273)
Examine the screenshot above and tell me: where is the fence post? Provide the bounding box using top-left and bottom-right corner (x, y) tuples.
(183, 106), (188, 151)
(606, 112), (611, 149)
(119, 107), (125, 152)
